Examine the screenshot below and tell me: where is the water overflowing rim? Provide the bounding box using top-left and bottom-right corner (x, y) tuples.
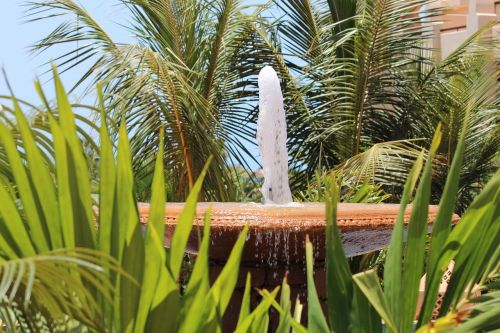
(137, 202), (460, 230)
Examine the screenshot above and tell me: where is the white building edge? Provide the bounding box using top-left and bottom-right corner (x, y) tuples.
(430, 0), (499, 59)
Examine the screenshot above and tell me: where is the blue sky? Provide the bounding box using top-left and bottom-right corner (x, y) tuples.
(0, 1), (134, 102)
(0, 1), (268, 102)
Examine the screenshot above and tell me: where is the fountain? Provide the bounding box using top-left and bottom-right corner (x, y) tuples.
(138, 66), (459, 331)
(257, 65), (293, 205)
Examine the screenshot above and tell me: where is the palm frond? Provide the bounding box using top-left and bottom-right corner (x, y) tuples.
(333, 140), (427, 186)
(0, 249), (121, 332)
(28, 0), (272, 201)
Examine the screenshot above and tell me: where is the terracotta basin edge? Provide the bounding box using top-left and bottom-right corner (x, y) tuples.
(137, 202), (460, 231)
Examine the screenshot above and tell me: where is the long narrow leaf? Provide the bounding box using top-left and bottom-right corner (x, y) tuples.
(401, 126), (442, 333)
(353, 270), (397, 333)
(0, 121), (48, 254)
(97, 84), (116, 258)
(234, 287), (280, 333)
(420, 110), (470, 324)
(384, 151), (424, 326)
(169, 157), (212, 278)
(325, 176), (352, 333)
(237, 273), (252, 327)
(134, 130), (166, 332)
(210, 224), (249, 319)
(49, 114), (75, 248)
(12, 98), (62, 249)
(53, 67), (95, 248)
(306, 236), (329, 333)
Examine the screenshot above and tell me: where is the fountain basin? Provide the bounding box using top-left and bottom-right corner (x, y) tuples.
(138, 202), (458, 331)
(138, 202), (457, 263)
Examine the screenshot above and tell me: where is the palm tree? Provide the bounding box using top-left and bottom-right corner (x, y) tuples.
(253, 0), (499, 209)
(28, 0), (498, 208)
(27, 0), (266, 201)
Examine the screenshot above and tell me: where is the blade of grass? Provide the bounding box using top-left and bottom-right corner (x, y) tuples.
(144, 269), (180, 332)
(237, 273), (252, 327)
(120, 223), (145, 333)
(115, 121), (139, 259)
(420, 110), (469, 324)
(210, 224), (249, 317)
(184, 211), (211, 296)
(446, 217), (497, 300)
(115, 122), (143, 333)
(401, 125), (442, 333)
(435, 173), (499, 276)
(325, 176), (352, 333)
(134, 130), (166, 333)
(97, 84), (116, 258)
(0, 183), (35, 257)
(276, 275), (292, 333)
(12, 98), (62, 249)
(234, 287), (280, 333)
(351, 283), (383, 333)
(306, 236), (329, 333)
(0, 121), (49, 253)
(250, 307), (270, 332)
(146, 164), (213, 332)
(178, 213), (212, 333)
(264, 288), (308, 333)
(53, 67), (95, 248)
(293, 297), (303, 332)
(384, 151), (424, 327)
(353, 270), (397, 333)
(168, 157), (212, 279)
(437, 174), (499, 315)
(48, 114), (75, 248)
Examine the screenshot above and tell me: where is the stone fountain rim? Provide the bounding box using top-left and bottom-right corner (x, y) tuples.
(137, 202), (459, 231)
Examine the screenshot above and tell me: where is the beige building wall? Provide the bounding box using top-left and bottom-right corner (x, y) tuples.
(432, 0), (499, 59)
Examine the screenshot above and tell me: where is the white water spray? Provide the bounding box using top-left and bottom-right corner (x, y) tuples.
(257, 66), (293, 204)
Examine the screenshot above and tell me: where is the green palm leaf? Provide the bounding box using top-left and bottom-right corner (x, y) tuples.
(0, 249), (121, 332)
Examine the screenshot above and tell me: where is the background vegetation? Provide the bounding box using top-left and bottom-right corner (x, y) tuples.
(0, 0), (498, 331)
(25, 0), (499, 211)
